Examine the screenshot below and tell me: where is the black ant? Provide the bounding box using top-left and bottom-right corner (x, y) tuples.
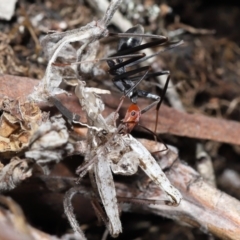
(51, 24), (182, 134)
(107, 24), (182, 133)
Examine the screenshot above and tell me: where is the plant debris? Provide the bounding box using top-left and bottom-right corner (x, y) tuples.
(1, 0), (240, 240)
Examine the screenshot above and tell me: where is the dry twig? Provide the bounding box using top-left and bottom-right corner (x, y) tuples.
(2, 75), (240, 145)
(20, 141), (240, 240)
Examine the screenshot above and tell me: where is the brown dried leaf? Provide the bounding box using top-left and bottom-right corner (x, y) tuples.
(0, 157), (32, 192)
(25, 115), (73, 174)
(0, 33), (27, 75)
(0, 97), (44, 157)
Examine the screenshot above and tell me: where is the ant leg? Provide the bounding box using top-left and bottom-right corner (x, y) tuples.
(54, 39), (181, 68)
(142, 70), (169, 80)
(53, 52), (144, 67)
(91, 198), (110, 230)
(124, 69), (151, 97)
(72, 53), (144, 67)
(109, 24), (167, 42)
(155, 74), (170, 134)
(48, 96), (81, 123)
(140, 73), (170, 134)
(137, 124), (168, 152)
(112, 65), (150, 98)
(110, 27), (182, 68)
(112, 66), (149, 81)
(127, 40), (183, 67)
(108, 31), (170, 74)
(76, 155), (99, 177)
(117, 196), (172, 206)
(110, 38), (168, 58)
(108, 39), (173, 73)
(108, 54), (146, 75)
(114, 68), (150, 118)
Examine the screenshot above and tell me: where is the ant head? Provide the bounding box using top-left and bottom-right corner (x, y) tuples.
(122, 104), (141, 133)
(127, 103), (141, 116)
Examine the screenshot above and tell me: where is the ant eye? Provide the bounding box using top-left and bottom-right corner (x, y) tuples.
(131, 111), (136, 116)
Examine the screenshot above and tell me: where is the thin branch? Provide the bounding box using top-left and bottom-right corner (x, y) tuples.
(2, 75), (240, 146)
(23, 148), (240, 240)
